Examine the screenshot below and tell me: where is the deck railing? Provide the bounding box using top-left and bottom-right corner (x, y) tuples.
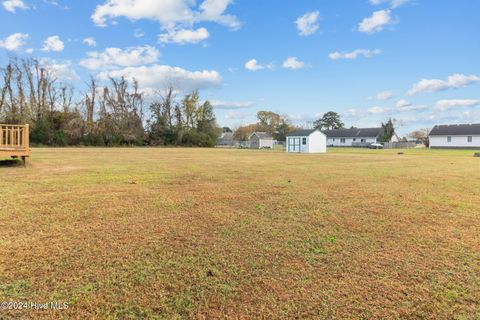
(0, 124), (29, 150)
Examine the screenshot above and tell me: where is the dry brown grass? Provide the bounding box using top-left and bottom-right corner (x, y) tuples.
(1, 147), (480, 319)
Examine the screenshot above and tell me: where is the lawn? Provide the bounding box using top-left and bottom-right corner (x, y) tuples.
(1, 147), (479, 319)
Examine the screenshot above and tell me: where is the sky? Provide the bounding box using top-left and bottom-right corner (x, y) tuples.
(0, 0), (479, 135)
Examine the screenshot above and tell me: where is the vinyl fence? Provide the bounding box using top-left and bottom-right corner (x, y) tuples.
(383, 142), (417, 149)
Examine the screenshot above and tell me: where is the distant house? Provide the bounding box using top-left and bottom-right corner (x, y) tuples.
(390, 133), (401, 143)
(429, 124), (480, 149)
(217, 132), (235, 146)
(286, 129), (326, 153)
(249, 132), (274, 149)
(323, 127), (384, 147)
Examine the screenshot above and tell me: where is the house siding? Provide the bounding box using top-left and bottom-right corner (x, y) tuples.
(259, 139), (274, 148)
(327, 137), (377, 146)
(430, 135), (480, 148)
(309, 130), (327, 153)
(250, 136), (260, 149)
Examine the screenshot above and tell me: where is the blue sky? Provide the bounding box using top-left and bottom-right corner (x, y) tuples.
(1, 0), (479, 135)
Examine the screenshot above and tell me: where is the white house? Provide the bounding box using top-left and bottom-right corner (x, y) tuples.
(286, 129), (327, 153)
(323, 127), (383, 147)
(429, 124), (480, 149)
(249, 132), (275, 149)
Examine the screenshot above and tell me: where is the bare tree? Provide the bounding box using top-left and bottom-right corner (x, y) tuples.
(408, 128), (430, 146)
(84, 77), (97, 133)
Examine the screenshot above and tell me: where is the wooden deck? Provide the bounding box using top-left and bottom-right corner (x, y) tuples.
(0, 124), (30, 163)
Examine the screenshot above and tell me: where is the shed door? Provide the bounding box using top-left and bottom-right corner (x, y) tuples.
(288, 138), (301, 152)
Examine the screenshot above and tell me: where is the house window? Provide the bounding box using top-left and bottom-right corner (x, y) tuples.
(333, 138), (335, 141)
(302, 137), (307, 145)
(468, 136), (473, 143)
(340, 138), (346, 143)
(353, 138), (356, 142)
(447, 136), (452, 143)
(361, 138), (366, 143)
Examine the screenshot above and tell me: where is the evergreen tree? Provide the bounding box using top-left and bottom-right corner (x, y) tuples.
(380, 119), (396, 143)
(314, 112), (344, 130)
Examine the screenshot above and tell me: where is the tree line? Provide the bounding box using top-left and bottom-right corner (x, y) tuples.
(233, 111), (295, 142)
(0, 58), (219, 147)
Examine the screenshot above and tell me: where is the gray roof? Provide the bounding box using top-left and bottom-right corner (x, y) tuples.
(218, 132), (234, 140)
(251, 132), (273, 139)
(429, 124), (480, 136)
(286, 129), (317, 137)
(323, 127), (383, 138)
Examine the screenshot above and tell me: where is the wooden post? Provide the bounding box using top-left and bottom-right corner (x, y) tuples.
(25, 124), (29, 149)
(24, 124), (29, 167)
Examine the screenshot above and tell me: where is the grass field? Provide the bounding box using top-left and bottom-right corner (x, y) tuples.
(1, 147), (480, 319)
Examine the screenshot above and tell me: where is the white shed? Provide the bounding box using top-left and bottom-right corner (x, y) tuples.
(286, 129), (327, 153)
(249, 132), (275, 149)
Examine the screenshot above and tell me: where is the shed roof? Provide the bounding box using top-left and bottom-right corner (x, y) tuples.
(250, 132), (273, 139)
(286, 129), (317, 137)
(429, 124), (480, 136)
(323, 127), (383, 138)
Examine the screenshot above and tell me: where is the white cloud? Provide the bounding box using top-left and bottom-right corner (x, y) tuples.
(210, 100), (253, 109)
(395, 100), (428, 112)
(44, 0), (70, 10)
(80, 45), (160, 70)
(91, 0), (240, 30)
(225, 111), (249, 120)
(40, 58), (80, 81)
(341, 108), (365, 121)
(296, 11), (320, 36)
(358, 10), (393, 34)
(282, 57), (305, 70)
(245, 59), (272, 72)
(396, 99), (411, 108)
(407, 74), (480, 95)
(289, 113), (315, 122)
(92, 0), (192, 27)
(83, 37), (97, 47)
(368, 106), (390, 114)
(42, 35), (65, 52)
(50, 63), (79, 81)
(159, 27), (209, 44)
(435, 99), (480, 111)
(329, 49), (381, 60)
(369, 0), (410, 8)
(371, 90), (394, 100)
(197, 0), (240, 30)
(0, 32), (28, 50)
(460, 110), (480, 120)
(392, 111), (473, 129)
(98, 64), (222, 93)
(2, 0), (28, 13)
(134, 28), (145, 38)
